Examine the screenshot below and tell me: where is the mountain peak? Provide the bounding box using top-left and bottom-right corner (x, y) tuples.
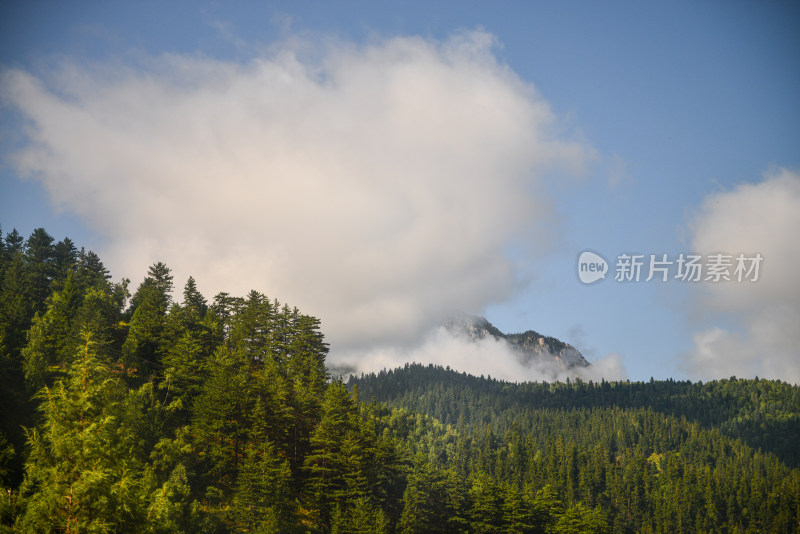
(443, 314), (589, 371)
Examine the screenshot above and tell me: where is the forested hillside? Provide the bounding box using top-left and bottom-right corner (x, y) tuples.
(1, 226), (799, 533)
(351, 363), (800, 468)
(352, 365), (800, 532)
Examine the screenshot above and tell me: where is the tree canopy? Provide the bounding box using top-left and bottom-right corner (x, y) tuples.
(0, 226), (798, 533)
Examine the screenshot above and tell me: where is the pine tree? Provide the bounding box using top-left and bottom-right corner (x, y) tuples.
(304, 381), (363, 525)
(145, 463), (198, 534)
(287, 310), (329, 467)
(23, 228), (55, 315)
(0, 246), (31, 361)
(398, 457), (467, 533)
(51, 238), (78, 290)
(190, 346), (253, 491)
(468, 472), (504, 532)
(18, 330), (147, 533)
(129, 262), (173, 311)
(501, 484), (535, 534)
(74, 249), (111, 292)
(531, 484), (563, 533)
(330, 497), (390, 534)
(123, 282), (168, 378)
(2, 230), (23, 256)
(234, 439), (292, 532)
(553, 502), (609, 533)
(0, 236), (34, 490)
(22, 272), (121, 391)
(159, 313), (214, 421)
(22, 275), (80, 390)
(181, 276), (207, 319)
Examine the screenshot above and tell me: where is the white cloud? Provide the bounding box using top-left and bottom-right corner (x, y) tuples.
(577, 353), (627, 382)
(333, 326), (627, 383)
(1, 31), (591, 362)
(683, 168), (800, 383)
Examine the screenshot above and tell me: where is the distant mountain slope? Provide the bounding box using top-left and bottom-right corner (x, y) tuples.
(443, 314), (590, 370)
(350, 363), (800, 469)
(349, 364), (800, 531)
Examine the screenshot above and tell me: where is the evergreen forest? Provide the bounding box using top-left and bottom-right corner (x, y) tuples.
(1, 226), (799, 533)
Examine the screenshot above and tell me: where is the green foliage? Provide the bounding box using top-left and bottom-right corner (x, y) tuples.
(398, 457), (468, 533)
(23, 228), (56, 316)
(147, 463), (197, 534)
(234, 440), (292, 530)
(18, 331), (146, 532)
(553, 503), (608, 534)
(0, 226), (799, 533)
(354, 363), (800, 468)
(23, 279), (122, 390)
(331, 497), (390, 534)
(468, 472), (504, 532)
(123, 283), (168, 377)
(353, 364), (800, 533)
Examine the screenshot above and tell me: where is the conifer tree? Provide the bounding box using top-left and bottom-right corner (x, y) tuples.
(23, 228), (55, 315)
(145, 463), (197, 534)
(234, 439), (292, 532)
(74, 249), (111, 292)
(21, 273), (121, 391)
(182, 276), (207, 319)
(330, 497), (390, 534)
(287, 310), (329, 466)
(1, 230), (23, 256)
(0, 235), (34, 489)
(304, 381), (364, 525)
(22, 274), (81, 390)
(398, 457), (467, 533)
(123, 272), (170, 378)
(501, 485), (535, 534)
(159, 312), (214, 421)
(468, 472), (504, 532)
(18, 330), (146, 533)
(51, 238), (78, 290)
(553, 502), (609, 533)
(0, 246), (31, 362)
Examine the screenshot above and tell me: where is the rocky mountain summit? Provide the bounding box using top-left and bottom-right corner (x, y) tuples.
(443, 314), (590, 371)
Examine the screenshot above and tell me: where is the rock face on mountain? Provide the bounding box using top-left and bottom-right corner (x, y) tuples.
(443, 314), (590, 371)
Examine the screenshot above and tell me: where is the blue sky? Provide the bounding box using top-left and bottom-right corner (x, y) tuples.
(2, 1), (799, 382)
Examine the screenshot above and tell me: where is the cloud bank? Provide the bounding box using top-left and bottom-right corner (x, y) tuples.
(684, 168), (800, 383)
(334, 326), (627, 383)
(1, 31), (592, 364)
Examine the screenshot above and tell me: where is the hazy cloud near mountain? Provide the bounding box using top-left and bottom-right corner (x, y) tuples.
(1, 31), (592, 356)
(334, 326), (627, 383)
(684, 168), (800, 384)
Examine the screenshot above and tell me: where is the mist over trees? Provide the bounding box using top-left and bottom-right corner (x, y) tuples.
(1, 226), (799, 533)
